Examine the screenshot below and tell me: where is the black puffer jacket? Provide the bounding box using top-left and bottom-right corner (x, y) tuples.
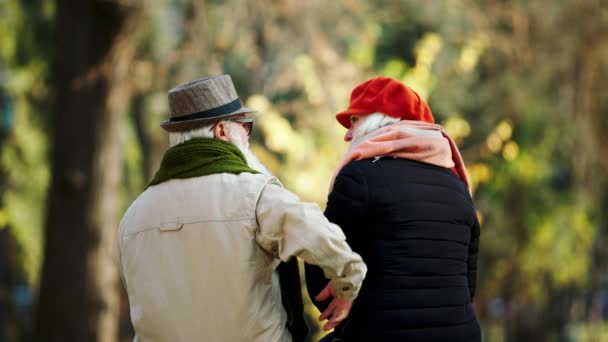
(306, 157), (481, 341)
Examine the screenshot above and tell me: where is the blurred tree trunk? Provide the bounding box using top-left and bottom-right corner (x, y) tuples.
(36, 1), (139, 341)
(131, 95), (154, 181)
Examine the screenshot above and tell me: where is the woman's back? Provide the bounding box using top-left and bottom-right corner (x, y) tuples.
(308, 157), (481, 341)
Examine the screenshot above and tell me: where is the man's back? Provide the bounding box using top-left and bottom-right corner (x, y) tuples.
(118, 172), (291, 342)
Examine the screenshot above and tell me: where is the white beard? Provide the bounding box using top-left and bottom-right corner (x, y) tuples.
(240, 146), (273, 176)
(229, 135), (273, 176)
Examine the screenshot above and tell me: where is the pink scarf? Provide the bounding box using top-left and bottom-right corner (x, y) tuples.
(330, 120), (470, 193)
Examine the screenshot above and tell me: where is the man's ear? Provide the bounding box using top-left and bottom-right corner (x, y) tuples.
(213, 121), (230, 141)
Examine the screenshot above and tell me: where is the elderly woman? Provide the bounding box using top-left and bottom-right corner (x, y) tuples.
(306, 76), (482, 341)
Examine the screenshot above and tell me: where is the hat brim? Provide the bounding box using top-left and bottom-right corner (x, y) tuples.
(160, 106), (257, 132)
(336, 107), (378, 129)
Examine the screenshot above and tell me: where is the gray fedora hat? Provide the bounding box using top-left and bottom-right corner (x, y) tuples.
(161, 75), (256, 132)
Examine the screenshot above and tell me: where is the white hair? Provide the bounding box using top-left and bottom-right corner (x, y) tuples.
(353, 112), (400, 140)
(168, 121), (272, 176)
(169, 124), (215, 147)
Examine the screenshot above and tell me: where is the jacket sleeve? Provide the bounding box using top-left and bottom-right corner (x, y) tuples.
(306, 162), (368, 311)
(255, 179), (367, 300)
(467, 215), (481, 302)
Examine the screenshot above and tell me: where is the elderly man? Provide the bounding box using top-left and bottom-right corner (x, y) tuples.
(306, 76), (481, 341)
(117, 75), (367, 342)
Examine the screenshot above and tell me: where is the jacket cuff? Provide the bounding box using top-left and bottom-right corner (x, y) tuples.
(332, 261), (367, 300)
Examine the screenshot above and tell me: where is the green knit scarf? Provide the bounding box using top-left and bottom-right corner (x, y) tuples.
(147, 138), (259, 188)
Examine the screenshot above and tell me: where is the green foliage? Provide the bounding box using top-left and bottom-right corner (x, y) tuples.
(0, 0), (53, 286)
(1, 104), (48, 285)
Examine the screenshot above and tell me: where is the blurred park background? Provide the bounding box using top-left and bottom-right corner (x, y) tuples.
(0, 0), (607, 341)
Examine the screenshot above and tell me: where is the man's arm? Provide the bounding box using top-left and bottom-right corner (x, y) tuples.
(255, 178), (367, 328)
(305, 162), (368, 313)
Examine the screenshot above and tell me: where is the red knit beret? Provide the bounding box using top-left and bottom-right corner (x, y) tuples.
(336, 76), (435, 128)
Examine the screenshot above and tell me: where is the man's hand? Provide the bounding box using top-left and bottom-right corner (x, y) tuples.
(315, 281), (353, 331)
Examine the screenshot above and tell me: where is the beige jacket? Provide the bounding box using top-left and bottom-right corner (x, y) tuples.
(117, 172), (367, 342)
